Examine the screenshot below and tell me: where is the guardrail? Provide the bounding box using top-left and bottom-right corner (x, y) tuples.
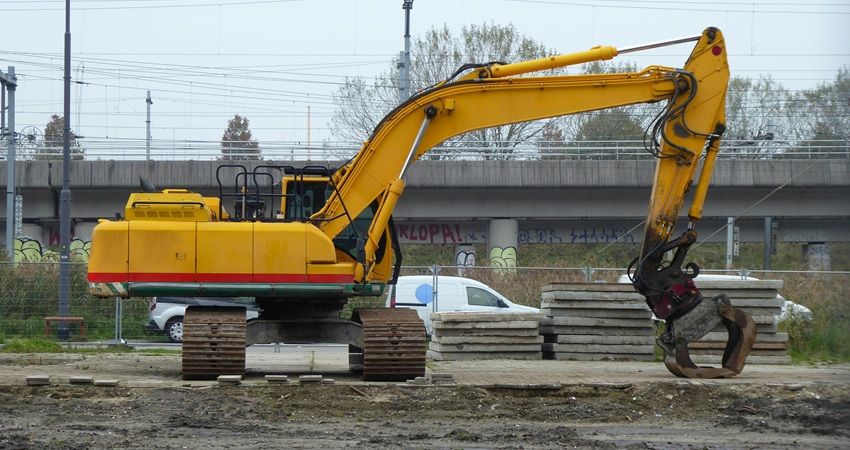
(2, 139), (848, 161)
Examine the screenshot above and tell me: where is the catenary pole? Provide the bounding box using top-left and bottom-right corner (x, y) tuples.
(3, 67), (16, 263)
(58, 0), (72, 339)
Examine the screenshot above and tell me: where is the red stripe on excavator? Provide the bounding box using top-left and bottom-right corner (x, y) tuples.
(87, 273), (354, 283)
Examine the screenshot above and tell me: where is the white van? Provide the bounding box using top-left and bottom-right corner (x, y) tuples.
(385, 275), (540, 334)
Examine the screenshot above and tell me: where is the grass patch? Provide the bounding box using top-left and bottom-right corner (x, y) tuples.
(0, 338), (63, 353)
(779, 273), (850, 364)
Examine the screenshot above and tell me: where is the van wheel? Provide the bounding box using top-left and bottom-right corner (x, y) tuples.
(165, 316), (184, 343)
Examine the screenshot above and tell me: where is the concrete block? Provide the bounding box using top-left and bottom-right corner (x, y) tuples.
(265, 375), (289, 384)
(700, 290), (781, 301)
(429, 342), (542, 353)
(429, 373), (454, 381)
(69, 376), (94, 385)
(299, 375), (323, 384)
(26, 375), (50, 386)
(217, 375), (242, 385)
(321, 379), (335, 385)
(93, 379), (120, 387)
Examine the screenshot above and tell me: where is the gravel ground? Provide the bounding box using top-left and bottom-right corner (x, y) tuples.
(0, 352), (847, 449)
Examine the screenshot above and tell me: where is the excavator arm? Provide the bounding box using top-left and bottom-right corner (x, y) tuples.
(313, 27), (755, 377)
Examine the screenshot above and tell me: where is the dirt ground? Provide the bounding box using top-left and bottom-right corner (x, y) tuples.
(0, 353), (848, 449)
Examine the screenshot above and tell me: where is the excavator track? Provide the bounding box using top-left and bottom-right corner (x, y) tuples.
(353, 308), (426, 381)
(182, 306), (246, 380)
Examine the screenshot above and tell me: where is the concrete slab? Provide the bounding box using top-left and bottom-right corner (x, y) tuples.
(543, 352), (656, 362)
(542, 291), (644, 302)
(542, 308), (652, 319)
(432, 335), (544, 345)
(545, 334), (655, 345)
(429, 343), (543, 353)
(432, 320), (540, 330)
(540, 326), (655, 336)
(431, 312), (543, 322)
(547, 317), (654, 328)
(701, 331), (788, 343)
(543, 343), (655, 354)
(427, 350), (542, 361)
(541, 299), (649, 310)
(93, 379), (120, 387)
(433, 328), (540, 337)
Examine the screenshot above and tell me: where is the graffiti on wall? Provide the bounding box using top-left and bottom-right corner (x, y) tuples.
(568, 227), (635, 244)
(489, 246), (517, 269)
(12, 237), (91, 263)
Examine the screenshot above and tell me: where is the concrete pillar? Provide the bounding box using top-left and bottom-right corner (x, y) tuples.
(487, 219), (518, 268)
(803, 242), (831, 271)
(454, 243), (476, 267)
(73, 221), (97, 242)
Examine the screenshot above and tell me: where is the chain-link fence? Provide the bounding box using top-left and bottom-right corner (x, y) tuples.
(1, 261), (847, 343)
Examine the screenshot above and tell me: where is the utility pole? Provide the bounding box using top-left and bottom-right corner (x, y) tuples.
(398, 0), (413, 103)
(1, 67), (17, 263)
(58, 0), (73, 339)
(146, 90), (152, 160)
(306, 105), (311, 160)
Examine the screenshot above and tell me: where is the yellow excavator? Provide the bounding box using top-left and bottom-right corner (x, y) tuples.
(88, 27), (755, 380)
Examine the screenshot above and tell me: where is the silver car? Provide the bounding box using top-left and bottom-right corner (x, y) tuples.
(146, 297), (261, 343)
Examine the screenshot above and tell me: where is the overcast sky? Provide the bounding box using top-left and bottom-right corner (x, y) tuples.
(2, 0), (848, 156)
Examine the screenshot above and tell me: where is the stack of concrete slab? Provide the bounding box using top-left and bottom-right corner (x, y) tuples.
(688, 279), (790, 365)
(539, 283), (655, 361)
(427, 312), (543, 361)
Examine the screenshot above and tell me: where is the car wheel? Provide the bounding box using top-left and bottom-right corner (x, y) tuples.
(165, 316), (184, 343)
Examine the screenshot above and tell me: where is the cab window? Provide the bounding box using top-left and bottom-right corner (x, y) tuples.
(466, 287), (503, 307)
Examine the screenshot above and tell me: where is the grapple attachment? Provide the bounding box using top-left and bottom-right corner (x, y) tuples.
(632, 231), (758, 378)
(658, 294), (757, 378)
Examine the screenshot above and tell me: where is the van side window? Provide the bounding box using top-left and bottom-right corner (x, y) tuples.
(466, 287), (502, 307)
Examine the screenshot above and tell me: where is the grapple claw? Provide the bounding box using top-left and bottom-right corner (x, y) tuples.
(659, 294), (757, 378)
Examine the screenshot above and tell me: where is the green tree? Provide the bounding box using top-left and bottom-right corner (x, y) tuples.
(331, 23), (558, 160)
(37, 114), (85, 160)
(221, 114), (260, 160)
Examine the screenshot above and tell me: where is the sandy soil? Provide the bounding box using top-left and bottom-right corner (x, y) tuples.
(0, 353), (848, 449)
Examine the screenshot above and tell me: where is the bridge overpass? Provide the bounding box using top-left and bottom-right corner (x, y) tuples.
(1, 159), (848, 266)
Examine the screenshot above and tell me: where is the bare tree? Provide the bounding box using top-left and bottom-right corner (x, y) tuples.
(331, 23), (558, 160)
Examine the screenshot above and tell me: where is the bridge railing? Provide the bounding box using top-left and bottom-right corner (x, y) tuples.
(0, 261), (847, 343)
(3, 138), (848, 161)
